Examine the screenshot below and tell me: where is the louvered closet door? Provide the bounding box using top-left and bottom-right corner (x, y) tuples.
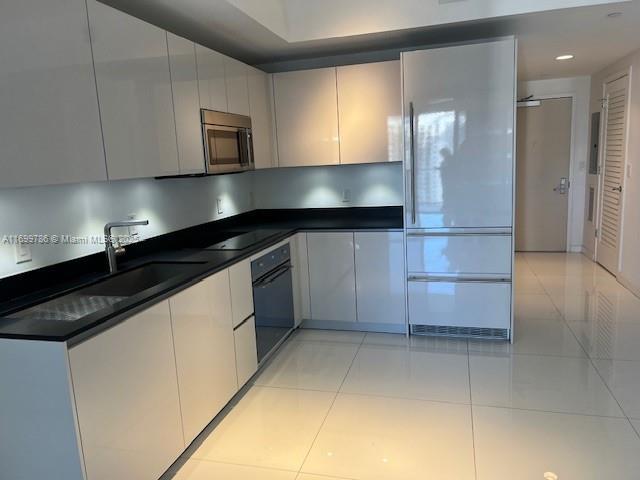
(597, 75), (629, 275)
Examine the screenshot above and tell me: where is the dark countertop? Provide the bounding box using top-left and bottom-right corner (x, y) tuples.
(0, 207), (402, 343)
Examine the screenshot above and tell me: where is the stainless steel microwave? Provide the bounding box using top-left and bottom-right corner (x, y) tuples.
(201, 110), (254, 174)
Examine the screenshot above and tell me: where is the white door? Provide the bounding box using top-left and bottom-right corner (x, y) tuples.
(402, 39), (515, 229)
(273, 68), (340, 167)
(307, 232), (357, 323)
(337, 61), (402, 164)
(354, 231), (406, 324)
(87, 0), (179, 179)
(597, 75), (629, 274)
(515, 98), (572, 251)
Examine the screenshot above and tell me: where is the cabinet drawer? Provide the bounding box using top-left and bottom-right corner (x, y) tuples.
(407, 234), (511, 275)
(234, 316), (258, 387)
(408, 279), (511, 329)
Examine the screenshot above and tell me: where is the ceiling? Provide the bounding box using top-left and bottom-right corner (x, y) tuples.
(101, 0), (640, 80)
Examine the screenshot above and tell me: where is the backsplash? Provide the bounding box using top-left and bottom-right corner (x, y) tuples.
(0, 175), (253, 279)
(252, 162), (403, 209)
(0, 162), (403, 279)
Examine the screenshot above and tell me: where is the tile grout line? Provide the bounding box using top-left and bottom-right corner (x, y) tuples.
(294, 333), (367, 476)
(527, 254), (640, 439)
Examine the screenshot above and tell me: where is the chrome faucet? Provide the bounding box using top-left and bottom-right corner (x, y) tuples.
(104, 220), (149, 273)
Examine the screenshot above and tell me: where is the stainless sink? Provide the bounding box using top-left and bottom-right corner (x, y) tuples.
(7, 262), (204, 322)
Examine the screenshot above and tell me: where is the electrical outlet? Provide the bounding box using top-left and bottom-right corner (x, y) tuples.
(14, 243), (32, 264)
(127, 212), (137, 237)
(342, 189), (351, 203)
(216, 197), (224, 214)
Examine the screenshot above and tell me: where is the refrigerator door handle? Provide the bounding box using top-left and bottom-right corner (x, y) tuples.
(409, 101), (416, 224)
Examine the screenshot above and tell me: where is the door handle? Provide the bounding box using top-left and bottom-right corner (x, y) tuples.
(553, 177), (569, 194)
(409, 102), (416, 224)
(612, 185), (623, 193)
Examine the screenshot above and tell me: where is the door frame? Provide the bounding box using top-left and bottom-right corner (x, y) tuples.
(594, 68), (632, 276)
(517, 94), (577, 251)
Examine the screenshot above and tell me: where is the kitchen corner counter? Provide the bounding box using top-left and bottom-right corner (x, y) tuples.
(0, 206), (402, 343)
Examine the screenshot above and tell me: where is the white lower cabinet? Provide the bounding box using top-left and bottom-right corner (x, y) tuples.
(68, 301), (184, 480)
(307, 232), (357, 323)
(233, 315), (258, 386)
(229, 258), (254, 328)
(354, 231), (406, 324)
(408, 280), (511, 329)
(169, 270), (238, 446)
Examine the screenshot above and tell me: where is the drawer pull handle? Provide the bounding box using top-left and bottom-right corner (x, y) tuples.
(408, 276), (511, 284)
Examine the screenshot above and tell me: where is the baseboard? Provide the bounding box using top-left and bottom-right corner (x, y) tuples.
(617, 274), (640, 300)
(300, 319), (407, 334)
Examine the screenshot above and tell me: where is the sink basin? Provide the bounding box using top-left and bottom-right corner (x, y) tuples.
(80, 262), (203, 297)
(7, 262), (204, 322)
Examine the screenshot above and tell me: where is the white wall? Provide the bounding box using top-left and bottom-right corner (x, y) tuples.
(589, 48), (640, 295)
(0, 162), (403, 279)
(252, 163), (403, 209)
(517, 76), (591, 252)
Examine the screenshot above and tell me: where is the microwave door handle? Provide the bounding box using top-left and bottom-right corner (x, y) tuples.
(246, 130), (254, 168)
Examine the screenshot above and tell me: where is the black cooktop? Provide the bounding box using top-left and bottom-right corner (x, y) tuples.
(204, 229), (283, 251)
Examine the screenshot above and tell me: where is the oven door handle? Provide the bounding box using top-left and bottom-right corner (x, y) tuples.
(253, 264), (292, 288)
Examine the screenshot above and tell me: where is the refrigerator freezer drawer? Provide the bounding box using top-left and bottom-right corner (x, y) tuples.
(408, 279), (511, 329)
(407, 233), (512, 275)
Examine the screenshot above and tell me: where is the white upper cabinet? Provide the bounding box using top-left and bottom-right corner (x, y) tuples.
(248, 67), (276, 169)
(273, 68), (340, 167)
(0, 0), (106, 188)
(403, 38), (516, 229)
(169, 270), (238, 446)
(69, 301), (184, 480)
(337, 61), (402, 164)
(354, 231), (406, 325)
(87, 0), (179, 180)
(195, 45), (228, 112)
(167, 33), (205, 174)
(224, 56), (250, 116)
(307, 232), (357, 323)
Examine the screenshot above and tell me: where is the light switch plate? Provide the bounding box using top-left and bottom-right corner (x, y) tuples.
(14, 243), (32, 264)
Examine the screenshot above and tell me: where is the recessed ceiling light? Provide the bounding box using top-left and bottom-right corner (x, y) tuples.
(607, 12), (623, 18)
(555, 54), (574, 61)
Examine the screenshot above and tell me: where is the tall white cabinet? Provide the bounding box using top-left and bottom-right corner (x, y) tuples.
(402, 38), (516, 338)
(87, 0), (179, 180)
(167, 33), (205, 174)
(0, 0), (106, 188)
(273, 68), (340, 167)
(224, 56), (250, 116)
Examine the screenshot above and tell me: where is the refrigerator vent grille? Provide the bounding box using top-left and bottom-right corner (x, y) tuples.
(410, 324), (509, 340)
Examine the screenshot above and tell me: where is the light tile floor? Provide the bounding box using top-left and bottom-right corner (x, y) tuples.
(163, 253), (640, 480)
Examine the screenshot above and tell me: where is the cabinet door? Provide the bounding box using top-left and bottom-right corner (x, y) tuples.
(337, 61), (402, 164)
(229, 258), (254, 328)
(273, 68), (340, 167)
(248, 67), (276, 169)
(234, 315), (258, 387)
(307, 232), (357, 322)
(195, 45), (227, 112)
(225, 56), (250, 116)
(403, 39), (515, 229)
(354, 231), (406, 324)
(69, 301), (183, 480)
(0, 0), (106, 188)
(169, 270), (238, 445)
(167, 33), (205, 174)
(87, 0), (179, 180)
